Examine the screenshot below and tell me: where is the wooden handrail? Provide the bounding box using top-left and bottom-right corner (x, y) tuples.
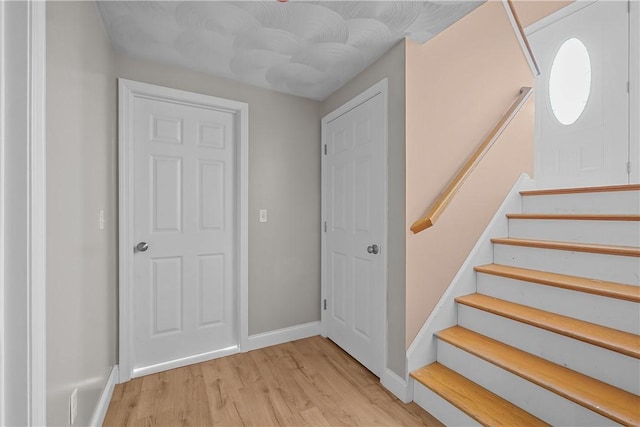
(410, 86), (533, 234)
(505, 0), (540, 76)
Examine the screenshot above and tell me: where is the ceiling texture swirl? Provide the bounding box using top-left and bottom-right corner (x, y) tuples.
(97, 1), (483, 100)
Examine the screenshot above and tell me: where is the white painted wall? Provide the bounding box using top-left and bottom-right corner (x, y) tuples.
(46, 2), (117, 425)
(1, 2), (30, 424)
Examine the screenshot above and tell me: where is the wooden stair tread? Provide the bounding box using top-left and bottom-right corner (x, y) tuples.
(491, 237), (640, 257)
(521, 184), (640, 196)
(456, 294), (640, 359)
(474, 264), (640, 303)
(437, 326), (640, 426)
(411, 363), (550, 427)
(506, 213), (640, 221)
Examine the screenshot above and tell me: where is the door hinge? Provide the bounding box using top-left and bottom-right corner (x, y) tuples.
(324, 221), (327, 232)
(324, 144), (327, 155)
(628, 0), (631, 13)
(627, 161), (631, 174)
(323, 299), (327, 310)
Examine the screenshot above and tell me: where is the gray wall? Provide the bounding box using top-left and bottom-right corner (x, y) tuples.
(43, 3), (398, 422)
(321, 41), (407, 378)
(46, 1), (322, 420)
(46, 2), (117, 425)
(114, 55), (322, 335)
(2, 2), (30, 424)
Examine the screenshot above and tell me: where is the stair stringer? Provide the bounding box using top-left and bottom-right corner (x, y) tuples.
(406, 173), (536, 375)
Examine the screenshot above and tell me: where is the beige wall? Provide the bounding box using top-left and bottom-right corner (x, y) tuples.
(513, 0), (574, 28)
(47, 2), (117, 425)
(321, 41), (407, 378)
(115, 55), (322, 336)
(404, 1), (536, 347)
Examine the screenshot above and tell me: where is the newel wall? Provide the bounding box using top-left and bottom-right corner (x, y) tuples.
(404, 1), (537, 348)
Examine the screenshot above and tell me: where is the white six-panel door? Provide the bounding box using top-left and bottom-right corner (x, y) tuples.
(129, 87), (238, 377)
(323, 89), (386, 377)
(529, 0), (630, 188)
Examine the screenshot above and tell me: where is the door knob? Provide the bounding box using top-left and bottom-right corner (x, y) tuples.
(367, 244), (379, 255)
(136, 242), (149, 252)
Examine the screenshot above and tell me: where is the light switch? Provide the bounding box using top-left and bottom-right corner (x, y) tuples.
(259, 209), (267, 223)
(98, 209), (105, 230)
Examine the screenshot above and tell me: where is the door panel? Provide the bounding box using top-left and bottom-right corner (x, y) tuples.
(324, 92), (385, 376)
(151, 156), (182, 232)
(530, 1), (630, 187)
(132, 96), (236, 374)
(152, 257), (183, 334)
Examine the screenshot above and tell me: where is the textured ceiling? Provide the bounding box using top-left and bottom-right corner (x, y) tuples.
(97, 1), (483, 100)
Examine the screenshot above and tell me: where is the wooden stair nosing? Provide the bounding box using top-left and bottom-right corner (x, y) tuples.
(436, 326), (640, 426)
(455, 293), (640, 359)
(411, 363), (550, 427)
(520, 184), (640, 196)
(474, 264), (640, 303)
(506, 213), (640, 221)
(490, 237), (640, 257)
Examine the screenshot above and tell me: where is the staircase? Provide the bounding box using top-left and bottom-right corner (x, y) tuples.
(411, 184), (640, 426)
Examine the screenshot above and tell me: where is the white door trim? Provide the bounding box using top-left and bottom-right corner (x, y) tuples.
(27, 1), (47, 423)
(630, 0), (639, 183)
(320, 78), (389, 376)
(0, 2), (6, 421)
(118, 79), (249, 383)
(0, 1), (47, 423)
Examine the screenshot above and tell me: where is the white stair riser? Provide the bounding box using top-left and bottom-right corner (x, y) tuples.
(412, 381), (480, 427)
(476, 273), (640, 334)
(508, 219), (640, 247)
(522, 191), (640, 215)
(457, 306), (640, 395)
(493, 244), (640, 285)
(437, 340), (615, 426)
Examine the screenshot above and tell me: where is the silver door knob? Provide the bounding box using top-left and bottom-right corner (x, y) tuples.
(367, 244), (379, 255)
(136, 242), (149, 252)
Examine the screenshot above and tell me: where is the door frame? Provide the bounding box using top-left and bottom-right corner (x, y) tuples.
(118, 79), (249, 383)
(0, 0), (47, 423)
(526, 0), (640, 184)
(320, 78), (389, 376)
(630, 0), (639, 183)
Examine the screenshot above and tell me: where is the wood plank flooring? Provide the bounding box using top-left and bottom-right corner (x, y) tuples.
(103, 336), (443, 426)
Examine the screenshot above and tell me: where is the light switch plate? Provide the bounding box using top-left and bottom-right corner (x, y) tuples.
(98, 209), (105, 230)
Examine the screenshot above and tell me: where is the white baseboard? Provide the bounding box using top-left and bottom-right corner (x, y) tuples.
(407, 173), (535, 373)
(381, 368), (413, 403)
(89, 365), (119, 427)
(133, 345), (239, 378)
(245, 321), (321, 352)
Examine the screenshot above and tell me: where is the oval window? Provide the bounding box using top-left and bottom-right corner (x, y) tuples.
(548, 38), (592, 125)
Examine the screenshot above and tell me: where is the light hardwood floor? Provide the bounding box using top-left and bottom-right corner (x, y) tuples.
(104, 336), (443, 426)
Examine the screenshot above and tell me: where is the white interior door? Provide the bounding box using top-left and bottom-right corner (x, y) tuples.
(130, 90), (237, 377)
(323, 90), (386, 377)
(529, 0), (630, 188)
